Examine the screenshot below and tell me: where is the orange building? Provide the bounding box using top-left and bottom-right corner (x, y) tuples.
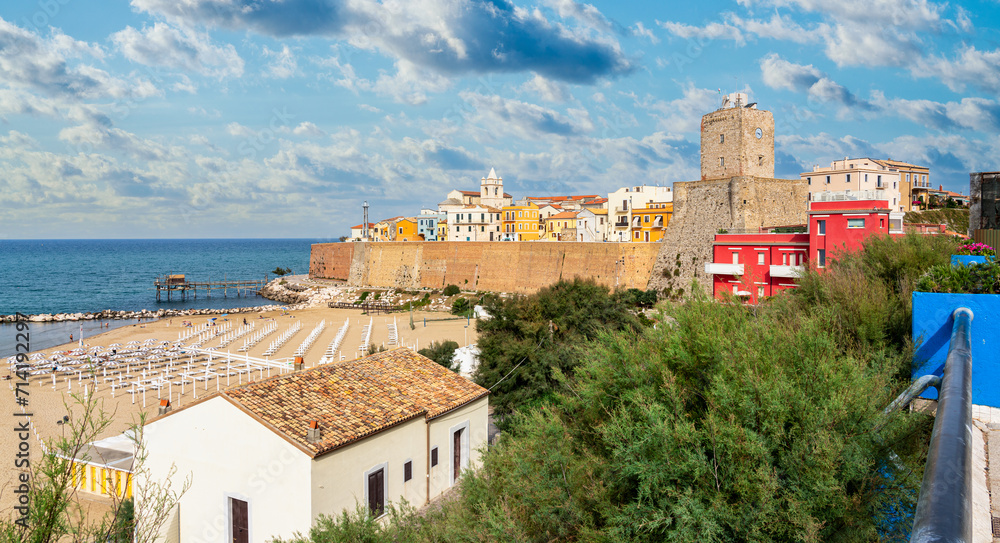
(395, 218), (423, 241)
(629, 203), (672, 242)
(501, 202), (541, 241)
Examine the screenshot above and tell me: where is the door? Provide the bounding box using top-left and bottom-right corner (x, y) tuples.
(231, 498), (248, 543)
(367, 469), (384, 517)
(453, 428), (464, 481)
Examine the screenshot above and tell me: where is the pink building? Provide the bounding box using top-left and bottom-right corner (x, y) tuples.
(705, 199), (903, 303)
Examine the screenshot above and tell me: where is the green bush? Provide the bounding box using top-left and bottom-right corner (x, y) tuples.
(473, 278), (642, 421)
(418, 340), (461, 372)
(451, 297), (471, 316)
(443, 284), (460, 296)
(358, 291), (370, 302)
(915, 261), (1000, 294)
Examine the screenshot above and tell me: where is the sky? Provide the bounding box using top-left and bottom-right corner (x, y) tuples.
(0, 0), (997, 239)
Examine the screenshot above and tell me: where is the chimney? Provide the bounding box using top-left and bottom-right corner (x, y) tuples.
(294, 356), (304, 370)
(158, 399), (172, 416)
(306, 420), (321, 443)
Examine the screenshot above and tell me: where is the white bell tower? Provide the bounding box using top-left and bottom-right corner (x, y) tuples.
(480, 167), (504, 209)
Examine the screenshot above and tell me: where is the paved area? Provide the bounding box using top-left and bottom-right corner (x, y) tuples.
(912, 400), (998, 542)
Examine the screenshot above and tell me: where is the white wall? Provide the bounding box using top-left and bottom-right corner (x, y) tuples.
(427, 397), (489, 499)
(310, 416), (427, 520)
(141, 397), (312, 543)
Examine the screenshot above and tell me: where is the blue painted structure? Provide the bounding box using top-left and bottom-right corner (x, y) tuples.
(950, 255), (990, 266)
(416, 213), (443, 241)
(912, 292), (1000, 407)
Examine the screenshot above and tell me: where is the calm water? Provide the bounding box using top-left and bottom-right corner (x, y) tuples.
(0, 238), (326, 356)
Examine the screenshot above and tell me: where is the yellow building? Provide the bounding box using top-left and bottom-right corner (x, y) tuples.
(395, 218), (423, 241)
(630, 202), (672, 242)
(437, 219), (448, 241)
(501, 202), (541, 241)
(543, 211), (579, 241)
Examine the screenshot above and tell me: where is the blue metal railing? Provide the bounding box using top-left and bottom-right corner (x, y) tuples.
(909, 307), (974, 543)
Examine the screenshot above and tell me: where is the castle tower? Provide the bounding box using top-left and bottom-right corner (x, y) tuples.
(700, 93), (775, 180)
(481, 167), (504, 209)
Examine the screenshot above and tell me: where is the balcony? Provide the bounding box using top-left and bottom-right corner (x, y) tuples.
(704, 263), (744, 275)
(614, 221), (629, 228)
(615, 205), (629, 212)
(769, 265), (804, 278)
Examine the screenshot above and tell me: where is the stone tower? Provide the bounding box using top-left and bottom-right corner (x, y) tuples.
(481, 167), (504, 209)
(700, 93), (775, 180)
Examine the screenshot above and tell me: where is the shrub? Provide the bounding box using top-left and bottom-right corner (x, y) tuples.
(418, 340), (460, 372)
(358, 291), (370, 302)
(451, 297), (471, 316)
(443, 284), (460, 296)
(915, 261), (1000, 294)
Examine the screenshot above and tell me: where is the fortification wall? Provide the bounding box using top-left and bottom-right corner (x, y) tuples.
(310, 241), (660, 294)
(647, 176), (808, 296)
(309, 242), (355, 280)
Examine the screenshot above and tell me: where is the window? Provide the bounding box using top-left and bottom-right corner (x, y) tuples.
(782, 253), (789, 265)
(398, 227), (403, 234)
(404, 461), (412, 482)
(848, 218), (864, 229)
(732, 285), (738, 295)
(826, 175), (831, 184)
(732, 252), (739, 264)
(757, 253), (765, 265)
(807, 176), (811, 185)
(366, 466), (386, 518)
(518, 211), (522, 218)
(719, 157), (725, 167)
(906, 173), (910, 181)
(431, 447), (438, 467)
(922, 175), (927, 182)
(758, 155), (764, 166)
(865, 174), (868, 183)
(720, 134), (724, 143)
(846, 174), (851, 184)
(644, 215), (649, 223)
(817, 220), (826, 235)
(817, 249), (826, 268)
(877, 175), (883, 188)
(757, 286), (765, 298)
(880, 218), (885, 228)
(622, 200), (628, 210)
(230, 497), (249, 543)
(480, 213), (485, 221)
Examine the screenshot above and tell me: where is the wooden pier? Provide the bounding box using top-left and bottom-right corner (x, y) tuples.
(155, 274), (268, 302)
(327, 301), (403, 315)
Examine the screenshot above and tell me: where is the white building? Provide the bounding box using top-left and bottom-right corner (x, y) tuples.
(607, 186), (673, 242)
(446, 204), (503, 241)
(575, 208), (608, 242)
(141, 348), (489, 543)
(802, 158), (904, 212)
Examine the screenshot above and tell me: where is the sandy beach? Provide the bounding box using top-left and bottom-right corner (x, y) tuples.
(0, 302), (479, 518)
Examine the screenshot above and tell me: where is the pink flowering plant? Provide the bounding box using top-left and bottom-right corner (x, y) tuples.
(956, 242), (996, 257)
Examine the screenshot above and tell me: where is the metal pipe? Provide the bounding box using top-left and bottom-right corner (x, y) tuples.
(884, 374), (941, 415)
(910, 307), (974, 543)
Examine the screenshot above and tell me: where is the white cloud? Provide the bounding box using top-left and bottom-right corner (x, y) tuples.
(760, 54), (869, 109)
(291, 122), (326, 137)
(0, 17), (156, 101)
(358, 104), (381, 113)
(263, 44), (298, 79)
(111, 22), (244, 78)
(521, 73), (571, 103)
(226, 122), (255, 138)
(458, 91), (594, 141)
(914, 46), (1000, 93)
(869, 92), (1000, 132)
(627, 84), (719, 134)
(631, 22), (659, 44)
(659, 19), (745, 45)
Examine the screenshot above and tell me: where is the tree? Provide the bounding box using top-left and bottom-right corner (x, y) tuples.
(473, 278), (643, 421)
(442, 284), (460, 296)
(418, 341), (460, 372)
(450, 297), (471, 316)
(0, 391), (189, 543)
(272, 266), (292, 276)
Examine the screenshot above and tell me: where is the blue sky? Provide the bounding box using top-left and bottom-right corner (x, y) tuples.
(0, 0), (997, 238)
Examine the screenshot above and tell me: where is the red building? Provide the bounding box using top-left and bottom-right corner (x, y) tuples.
(705, 199), (903, 303)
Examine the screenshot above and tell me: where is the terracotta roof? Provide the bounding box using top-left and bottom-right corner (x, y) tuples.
(350, 223), (376, 229)
(547, 211), (579, 219)
(583, 198), (608, 204)
(459, 190), (480, 196)
(162, 348), (488, 459)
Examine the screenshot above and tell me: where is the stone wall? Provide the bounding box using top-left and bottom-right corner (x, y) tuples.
(309, 242), (355, 280)
(647, 176), (809, 296)
(310, 241), (660, 294)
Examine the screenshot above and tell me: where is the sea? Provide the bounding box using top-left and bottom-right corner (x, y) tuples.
(0, 238), (328, 357)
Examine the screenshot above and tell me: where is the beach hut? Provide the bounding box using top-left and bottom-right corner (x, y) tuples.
(60, 431), (134, 500)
